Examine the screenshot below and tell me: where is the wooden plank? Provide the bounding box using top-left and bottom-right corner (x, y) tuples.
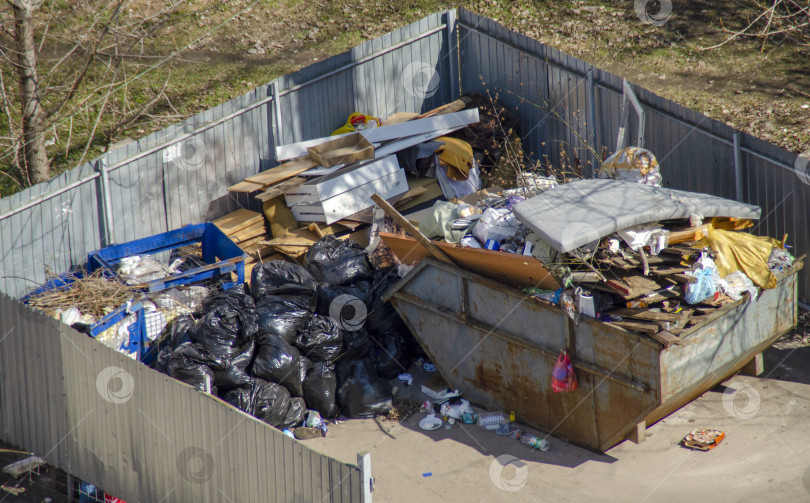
(395, 180), (443, 212)
(229, 221), (265, 242)
(275, 109), (480, 160)
(379, 232), (561, 290)
(393, 186), (427, 207)
(372, 195), (454, 266)
(415, 97), (472, 119)
(256, 177), (306, 202)
(245, 158), (318, 186)
(607, 308), (683, 322)
(212, 209), (263, 235)
(604, 274), (663, 299)
(227, 180), (265, 193)
(626, 420), (646, 444)
(608, 319), (661, 334)
(741, 353), (764, 376)
(236, 234), (265, 249)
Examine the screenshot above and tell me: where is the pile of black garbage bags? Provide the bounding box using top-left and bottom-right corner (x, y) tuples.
(151, 236), (421, 430)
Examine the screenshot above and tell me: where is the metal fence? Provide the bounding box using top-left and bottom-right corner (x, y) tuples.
(0, 293), (369, 502)
(456, 8), (809, 302)
(0, 10), (456, 299)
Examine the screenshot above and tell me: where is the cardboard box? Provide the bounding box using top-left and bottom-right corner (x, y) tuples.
(307, 132), (374, 167)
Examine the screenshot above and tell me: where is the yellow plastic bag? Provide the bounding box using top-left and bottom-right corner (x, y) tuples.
(436, 136), (473, 181)
(694, 229), (781, 290)
(331, 112), (382, 135)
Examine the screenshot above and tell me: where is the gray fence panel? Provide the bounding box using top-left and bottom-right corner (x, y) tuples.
(457, 7), (808, 302)
(0, 294), (366, 502)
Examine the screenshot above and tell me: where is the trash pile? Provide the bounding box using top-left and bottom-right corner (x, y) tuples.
(148, 239), (423, 436)
(23, 92), (803, 443)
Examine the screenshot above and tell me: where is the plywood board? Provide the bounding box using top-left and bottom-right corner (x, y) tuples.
(379, 232), (560, 290)
(227, 180), (265, 193)
(212, 209), (263, 235)
(229, 221), (265, 242)
(245, 158), (318, 186)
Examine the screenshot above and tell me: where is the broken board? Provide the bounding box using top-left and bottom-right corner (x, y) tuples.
(379, 232), (560, 290)
(245, 158), (318, 186)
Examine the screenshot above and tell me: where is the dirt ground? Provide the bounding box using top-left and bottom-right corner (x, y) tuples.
(306, 330), (810, 502)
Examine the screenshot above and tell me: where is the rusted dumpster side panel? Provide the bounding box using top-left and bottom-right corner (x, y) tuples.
(386, 259), (661, 452)
(659, 262), (800, 401)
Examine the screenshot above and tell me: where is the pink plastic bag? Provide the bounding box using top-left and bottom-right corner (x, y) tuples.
(551, 350), (578, 393)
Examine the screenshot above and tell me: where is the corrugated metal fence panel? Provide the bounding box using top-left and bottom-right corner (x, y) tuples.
(457, 7), (808, 302)
(0, 294), (364, 502)
(274, 11), (452, 146)
(0, 294), (69, 468)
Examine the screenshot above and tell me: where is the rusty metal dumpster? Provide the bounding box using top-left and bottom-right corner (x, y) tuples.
(383, 257), (803, 452)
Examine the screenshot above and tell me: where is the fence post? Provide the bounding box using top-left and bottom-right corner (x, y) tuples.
(445, 9), (459, 100)
(358, 452), (372, 503)
(586, 69), (598, 177)
(272, 81), (284, 148)
(98, 158), (114, 245)
(733, 131), (743, 202)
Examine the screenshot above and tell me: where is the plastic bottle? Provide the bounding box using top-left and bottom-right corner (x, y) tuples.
(477, 411), (506, 430)
(521, 433), (550, 451)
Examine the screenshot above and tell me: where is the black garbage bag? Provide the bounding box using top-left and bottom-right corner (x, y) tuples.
(315, 281), (373, 318)
(168, 342), (226, 392)
(192, 290), (258, 358)
(367, 267), (424, 360)
(251, 260), (318, 299)
(223, 379), (291, 428)
(369, 330), (408, 380)
(279, 397), (307, 429)
(251, 332), (312, 396)
(152, 345), (173, 374)
(294, 315), (343, 362)
(170, 314), (196, 349)
(255, 294), (315, 343)
(305, 236), (371, 285)
(213, 339), (255, 391)
(341, 327), (373, 361)
(335, 359), (393, 418)
(302, 361), (338, 418)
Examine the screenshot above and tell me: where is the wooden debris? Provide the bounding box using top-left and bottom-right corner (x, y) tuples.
(256, 177), (306, 202)
(245, 157), (318, 186)
(212, 209), (263, 235)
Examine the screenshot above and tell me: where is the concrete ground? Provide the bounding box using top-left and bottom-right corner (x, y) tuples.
(307, 331), (810, 503)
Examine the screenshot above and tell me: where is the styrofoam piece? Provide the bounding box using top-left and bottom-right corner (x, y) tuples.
(275, 109), (480, 161)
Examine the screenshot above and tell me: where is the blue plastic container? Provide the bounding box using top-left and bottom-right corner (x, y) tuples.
(88, 222), (246, 292)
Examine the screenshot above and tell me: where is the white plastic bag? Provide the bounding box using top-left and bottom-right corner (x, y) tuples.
(472, 207), (522, 244)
